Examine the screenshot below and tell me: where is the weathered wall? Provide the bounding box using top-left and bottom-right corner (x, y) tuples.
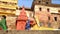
(34, 5), (60, 28)
(51, 14), (60, 29)
(34, 5), (60, 13)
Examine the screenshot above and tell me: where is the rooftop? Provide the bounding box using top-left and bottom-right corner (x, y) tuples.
(34, 0), (60, 7)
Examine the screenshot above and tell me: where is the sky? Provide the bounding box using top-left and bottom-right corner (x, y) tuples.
(18, 0), (60, 8)
(18, 0), (33, 8)
(52, 0), (60, 4)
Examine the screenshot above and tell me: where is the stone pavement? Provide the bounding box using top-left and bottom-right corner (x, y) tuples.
(0, 30), (60, 34)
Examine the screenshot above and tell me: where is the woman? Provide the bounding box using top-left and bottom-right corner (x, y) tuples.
(0, 15), (7, 30)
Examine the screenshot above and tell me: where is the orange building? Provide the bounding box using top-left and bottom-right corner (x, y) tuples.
(16, 7), (28, 30)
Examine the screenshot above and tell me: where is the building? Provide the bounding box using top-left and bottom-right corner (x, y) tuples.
(34, 0), (60, 13)
(0, 0), (18, 30)
(34, 0), (60, 28)
(0, 0), (17, 16)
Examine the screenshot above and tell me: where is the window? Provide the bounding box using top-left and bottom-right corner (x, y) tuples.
(48, 16), (50, 20)
(46, 2), (49, 4)
(39, 8), (42, 11)
(47, 8), (49, 12)
(16, 7), (18, 10)
(39, 1), (41, 3)
(58, 10), (60, 13)
(54, 17), (57, 21)
(58, 10), (60, 12)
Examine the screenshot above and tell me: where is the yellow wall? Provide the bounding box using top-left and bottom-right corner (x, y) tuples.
(0, 0), (17, 3)
(0, 0), (17, 15)
(0, 0), (17, 10)
(0, 5), (17, 10)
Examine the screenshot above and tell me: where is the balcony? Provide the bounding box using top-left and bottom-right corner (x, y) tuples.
(0, 0), (17, 3)
(0, 9), (15, 15)
(0, 3), (17, 10)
